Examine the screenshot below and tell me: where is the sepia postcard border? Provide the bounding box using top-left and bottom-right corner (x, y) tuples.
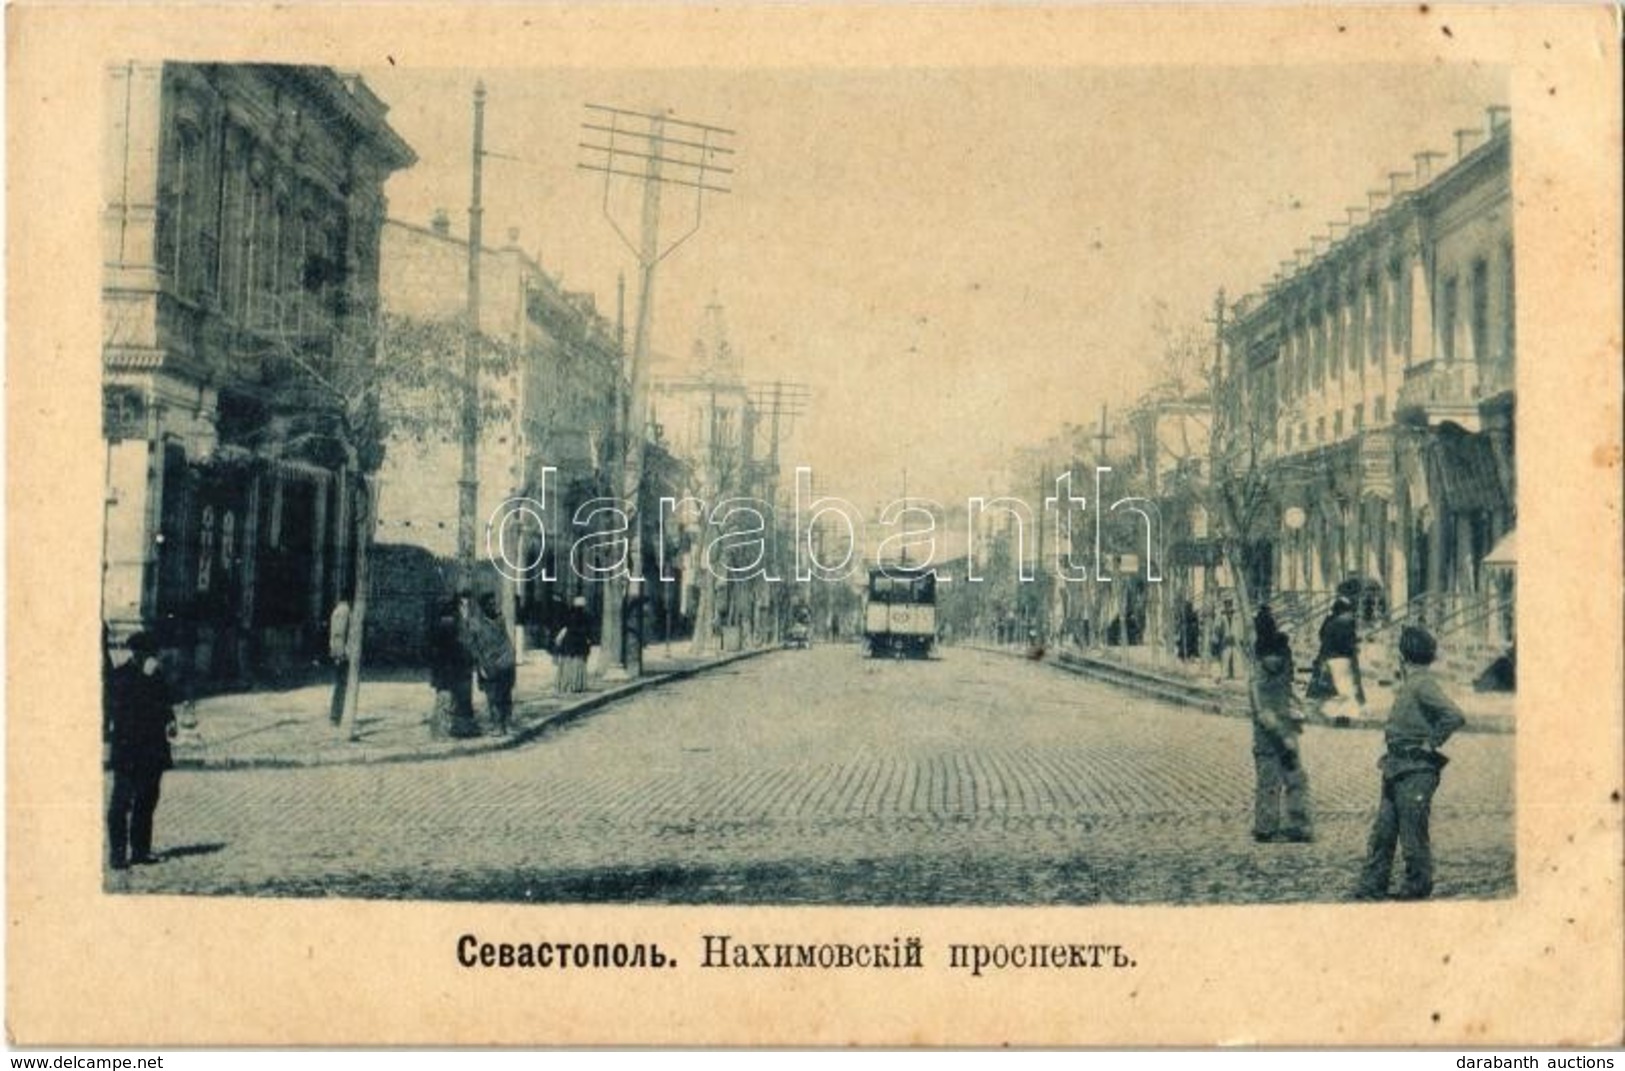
(6, 2), (1623, 1048)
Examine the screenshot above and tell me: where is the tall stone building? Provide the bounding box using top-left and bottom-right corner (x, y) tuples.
(1224, 106), (1514, 668)
(101, 62), (415, 685)
(372, 216), (630, 654)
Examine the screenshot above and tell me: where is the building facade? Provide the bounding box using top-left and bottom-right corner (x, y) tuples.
(1224, 106), (1514, 668)
(650, 301), (764, 648)
(102, 62), (415, 685)
(372, 216), (628, 654)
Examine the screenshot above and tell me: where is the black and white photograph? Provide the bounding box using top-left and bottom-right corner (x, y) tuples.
(8, 2), (1622, 1049)
(95, 57), (1519, 906)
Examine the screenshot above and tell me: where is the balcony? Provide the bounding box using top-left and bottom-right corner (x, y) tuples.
(1396, 359), (1510, 430)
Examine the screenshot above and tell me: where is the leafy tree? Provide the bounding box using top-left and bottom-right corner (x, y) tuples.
(262, 297), (517, 740)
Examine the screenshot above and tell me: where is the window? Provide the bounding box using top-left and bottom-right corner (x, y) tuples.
(1374, 396), (1387, 422)
(1502, 242), (1516, 363)
(1312, 315), (1325, 387)
(164, 125), (204, 293)
(1333, 410), (1344, 438)
(1353, 403), (1364, 430)
(1316, 417), (1326, 443)
(1440, 276), (1459, 362)
(1370, 278), (1385, 363)
(1392, 264), (1411, 360)
(1471, 259), (1489, 363)
(242, 169), (263, 323)
(1347, 291), (1362, 371)
(219, 149), (245, 320)
(1330, 304), (1344, 379)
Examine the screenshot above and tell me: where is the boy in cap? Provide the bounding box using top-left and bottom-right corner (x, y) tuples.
(1353, 625), (1466, 900)
(1250, 618), (1312, 843)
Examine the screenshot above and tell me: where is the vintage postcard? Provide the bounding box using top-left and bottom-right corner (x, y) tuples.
(6, 2), (1622, 1048)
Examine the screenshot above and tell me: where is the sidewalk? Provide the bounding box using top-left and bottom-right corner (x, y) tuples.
(970, 642), (1515, 734)
(170, 645), (772, 770)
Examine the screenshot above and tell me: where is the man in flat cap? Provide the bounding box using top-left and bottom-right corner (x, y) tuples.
(1353, 626), (1467, 901)
(104, 631), (177, 870)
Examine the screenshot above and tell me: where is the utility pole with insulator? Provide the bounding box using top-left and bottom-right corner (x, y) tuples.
(458, 80), (487, 591)
(579, 103), (734, 677)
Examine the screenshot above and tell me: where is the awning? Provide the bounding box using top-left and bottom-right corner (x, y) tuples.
(1429, 431), (1507, 513)
(1482, 529), (1516, 568)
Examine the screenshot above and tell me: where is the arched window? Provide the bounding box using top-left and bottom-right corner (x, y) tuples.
(162, 120), (204, 294)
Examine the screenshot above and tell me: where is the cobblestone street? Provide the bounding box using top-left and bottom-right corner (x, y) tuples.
(114, 645), (1515, 905)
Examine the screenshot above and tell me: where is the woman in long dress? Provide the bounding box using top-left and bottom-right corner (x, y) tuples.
(1315, 596), (1365, 722)
(554, 595), (593, 694)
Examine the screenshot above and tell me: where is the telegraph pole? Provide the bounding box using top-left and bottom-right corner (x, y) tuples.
(750, 379), (807, 641)
(1035, 460), (1049, 643)
(1205, 288), (1227, 382)
(580, 103), (734, 676)
(457, 81), (486, 590)
(1091, 403), (1113, 645)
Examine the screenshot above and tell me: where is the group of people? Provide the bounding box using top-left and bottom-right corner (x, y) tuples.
(106, 582), (1467, 899)
(418, 589), (595, 739)
(1247, 599), (1468, 901)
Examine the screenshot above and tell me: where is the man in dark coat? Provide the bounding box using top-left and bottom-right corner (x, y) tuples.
(104, 631), (177, 870)
(428, 595), (478, 738)
(468, 591), (517, 735)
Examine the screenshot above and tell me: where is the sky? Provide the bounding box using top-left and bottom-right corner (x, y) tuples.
(360, 63), (1506, 514)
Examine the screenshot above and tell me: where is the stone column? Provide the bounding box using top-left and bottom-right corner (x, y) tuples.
(103, 63), (165, 274)
(1405, 231), (1433, 368)
(1388, 496), (1408, 609)
(102, 434), (155, 629)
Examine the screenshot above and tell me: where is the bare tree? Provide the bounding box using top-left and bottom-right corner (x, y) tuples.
(1152, 303), (1316, 682)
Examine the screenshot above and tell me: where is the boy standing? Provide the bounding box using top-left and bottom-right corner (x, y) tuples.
(1354, 626), (1466, 900)
(1250, 621), (1312, 843)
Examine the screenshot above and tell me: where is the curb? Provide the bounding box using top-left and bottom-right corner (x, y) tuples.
(173, 646), (775, 771)
(970, 644), (1515, 735)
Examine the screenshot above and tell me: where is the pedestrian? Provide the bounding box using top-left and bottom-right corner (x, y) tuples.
(1212, 600), (1237, 679)
(428, 594), (478, 738)
(1177, 600), (1200, 661)
(1254, 602), (1278, 644)
(104, 631), (177, 870)
(1249, 617), (1311, 843)
(469, 590), (517, 736)
(1315, 596), (1366, 722)
(327, 595), (352, 727)
(622, 583), (649, 676)
(1353, 626), (1467, 901)
(554, 595), (593, 694)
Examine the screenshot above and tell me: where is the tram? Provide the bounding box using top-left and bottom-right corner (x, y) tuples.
(863, 566), (937, 659)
